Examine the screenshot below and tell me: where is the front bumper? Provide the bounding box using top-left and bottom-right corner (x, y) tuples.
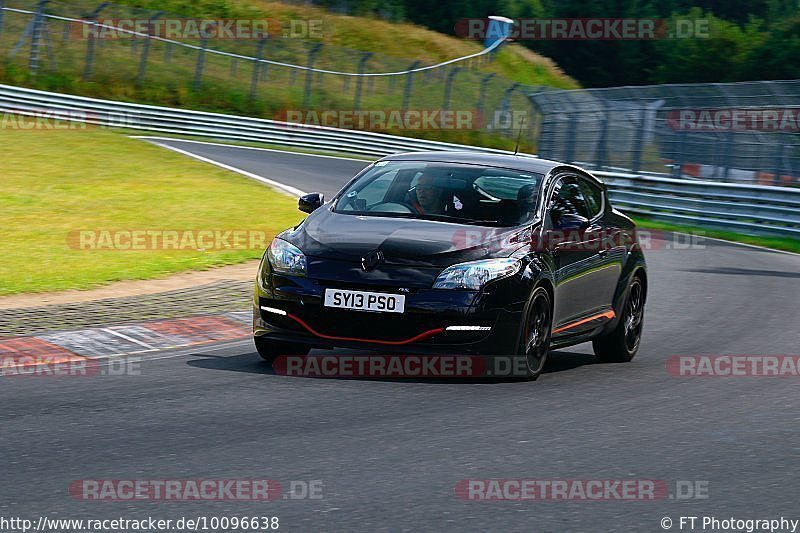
(253, 273), (524, 355)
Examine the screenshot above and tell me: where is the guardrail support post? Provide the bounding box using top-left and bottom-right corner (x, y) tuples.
(82, 2), (109, 81)
(401, 61), (421, 115)
(353, 52), (372, 112)
(303, 43), (323, 109)
(135, 11), (162, 87)
(442, 67), (462, 111)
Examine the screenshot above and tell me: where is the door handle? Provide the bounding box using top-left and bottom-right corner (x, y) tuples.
(598, 248), (609, 257)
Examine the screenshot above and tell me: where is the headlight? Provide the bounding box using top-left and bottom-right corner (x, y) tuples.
(267, 238), (307, 276)
(433, 258), (520, 290)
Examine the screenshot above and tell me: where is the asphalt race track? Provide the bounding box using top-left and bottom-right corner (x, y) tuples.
(3, 138), (800, 531)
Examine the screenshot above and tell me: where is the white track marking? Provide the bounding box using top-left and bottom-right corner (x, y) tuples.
(142, 139), (309, 197)
(102, 328), (157, 350)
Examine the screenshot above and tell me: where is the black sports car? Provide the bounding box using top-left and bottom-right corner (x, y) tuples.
(254, 151), (647, 379)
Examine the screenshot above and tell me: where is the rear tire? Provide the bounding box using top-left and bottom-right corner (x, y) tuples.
(254, 336), (311, 364)
(516, 287), (552, 381)
(592, 275), (645, 363)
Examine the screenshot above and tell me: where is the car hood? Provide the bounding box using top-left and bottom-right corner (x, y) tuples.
(280, 207), (533, 268)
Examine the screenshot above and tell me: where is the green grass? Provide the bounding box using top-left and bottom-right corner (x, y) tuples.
(633, 217), (800, 254)
(0, 128), (304, 295)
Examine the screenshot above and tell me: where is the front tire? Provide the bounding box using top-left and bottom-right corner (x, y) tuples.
(592, 275), (645, 363)
(254, 336), (311, 364)
(517, 287), (552, 381)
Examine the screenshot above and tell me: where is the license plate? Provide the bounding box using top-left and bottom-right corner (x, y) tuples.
(324, 289), (405, 314)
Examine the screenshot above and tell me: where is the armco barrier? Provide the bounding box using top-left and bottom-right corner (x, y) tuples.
(1, 84), (798, 238)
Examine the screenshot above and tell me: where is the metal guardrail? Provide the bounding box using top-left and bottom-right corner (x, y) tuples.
(1, 83), (798, 238)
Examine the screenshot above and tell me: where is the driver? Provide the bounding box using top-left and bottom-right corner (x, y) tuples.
(410, 173), (445, 215)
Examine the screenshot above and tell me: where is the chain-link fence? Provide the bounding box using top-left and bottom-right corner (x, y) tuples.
(1, 0), (798, 187)
(529, 81), (800, 186)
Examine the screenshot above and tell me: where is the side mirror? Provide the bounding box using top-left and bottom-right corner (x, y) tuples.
(298, 192), (324, 214)
(553, 213), (589, 231)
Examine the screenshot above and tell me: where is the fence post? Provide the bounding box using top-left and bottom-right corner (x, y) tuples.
(773, 139), (786, 186)
(193, 24), (215, 91)
(476, 73), (495, 118)
(353, 51), (372, 111)
(595, 101), (609, 169)
(631, 106), (646, 173)
(303, 43), (323, 109)
(442, 67), (461, 111)
(402, 61), (421, 115)
(250, 37), (267, 101)
(82, 2), (109, 81)
(136, 11), (162, 87)
(28, 0), (49, 75)
(498, 82), (520, 138)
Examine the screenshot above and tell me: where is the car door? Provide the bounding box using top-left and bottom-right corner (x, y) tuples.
(546, 175), (611, 332)
(577, 175), (624, 315)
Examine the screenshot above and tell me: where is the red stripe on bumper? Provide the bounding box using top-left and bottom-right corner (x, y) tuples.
(286, 313), (445, 346)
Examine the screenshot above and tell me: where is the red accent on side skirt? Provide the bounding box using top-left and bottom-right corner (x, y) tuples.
(552, 310), (616, 335)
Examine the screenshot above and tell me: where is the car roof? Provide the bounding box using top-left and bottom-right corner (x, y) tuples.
(378, 151), (568, 177)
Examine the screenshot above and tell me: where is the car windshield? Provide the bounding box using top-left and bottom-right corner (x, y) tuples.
(333, 161), (544, 227)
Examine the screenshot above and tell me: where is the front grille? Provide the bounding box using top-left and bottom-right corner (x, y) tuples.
(295, 304), (444, 342)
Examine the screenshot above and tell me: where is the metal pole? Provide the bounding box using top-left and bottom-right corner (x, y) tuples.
(442, 67), (462, 111)
(476, 73), (495, 117)
(631, 106), (645, 173)
(136, 11), (162, 87)
(29, 0), (49, 75)
(402, 61), (421, 115)
(353, 51), (372, 111)
(250, 37), (267, 101)
(303, 43), (322, 109)
(595, 102), (609, 170)
(773, 138), (786, 186)
(83, 2), (109, 81)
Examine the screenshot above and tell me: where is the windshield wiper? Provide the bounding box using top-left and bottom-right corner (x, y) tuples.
(419, 214), (506, 226)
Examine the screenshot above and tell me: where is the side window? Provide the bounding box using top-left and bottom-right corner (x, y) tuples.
(578, 178), (603, 219)
(549, 177), (591, 220)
